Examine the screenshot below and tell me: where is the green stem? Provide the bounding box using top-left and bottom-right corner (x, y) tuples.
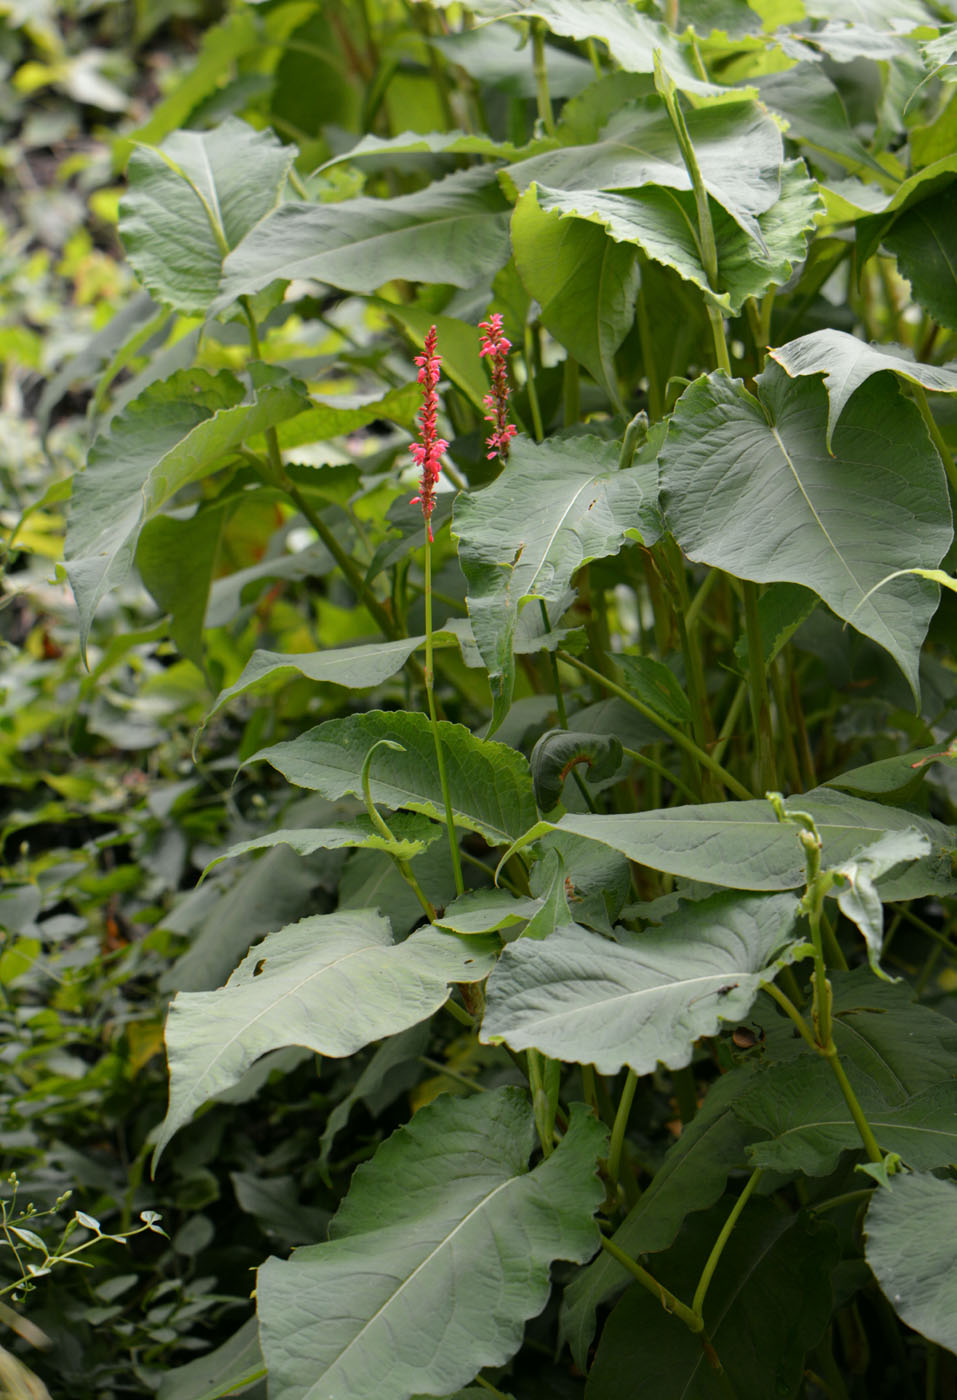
(706, 304), (732, 373)
(822, 1044), (884, 1163)
(636, 266), (663, 421)
(622, 745), (699, 803)
(418, 1056), (486, 1092)
(606, 1069), (638, 1194)
(424, 526), (465, 896)
(600, 1236), (703, 1333)
(531, 20), (556, 135)
(558, 651), (755, 801)
(912, 384), (957, 497)
(741, 580), (778, 792)
(524, 325), (545, 441)
(361, 740), (437, 919)
(474, 1376), (512, 1400)
(563, 355), (581, 425)
(811, 1188), (874, 1216)
(692, 1169), (763, 1318)
(287, 482), (399, 640)
(759, 979), (818, 1051)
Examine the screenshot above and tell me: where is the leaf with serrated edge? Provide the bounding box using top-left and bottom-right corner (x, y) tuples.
(258, 1089), (607, 1400)
(154, 910), (498, 1164)
(482, 891), (802, 1074)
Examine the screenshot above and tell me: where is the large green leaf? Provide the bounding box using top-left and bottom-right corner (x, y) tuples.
(453, 434), (660, 729)
(560, 1065), (759, 1369)
(431, 0), (723, 93)
(155, 910), (499, 1163)
(119, 117), (294, 314)
(504, 96), (784, 244)
(757, 65), (886, 175)
(735, 1058), (957, 1175)
(884, 182), (957, 330)
(203, 814), (442, 872)
(252, 709), (538, 846)
(769, 328), (957, 448)
(316, 129), (548, 172)
(586, 1201), (839, 1399)
(64, 366), (310, 654)
(865, 1173), (957, 1352)
(217, 167), (511, 306)
(481, 891), (802, 1073)
(511, 187), (639, 409)
(818, 972), (957, 1100)
(202, 634), (455, 728)
(526, 158), (820, 313)
(516, 788), (956, 894)
(257, 1089), (607, 1400)
(137, 504), (225, 670)
(660, 364), (953, 697)
(156, 1316), (264, 1400)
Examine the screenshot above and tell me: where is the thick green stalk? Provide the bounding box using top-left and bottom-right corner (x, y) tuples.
(822, 1044), (884, 1164)
(524, 325), (545, 441)
(606, 1069), (638, 1195)
(741, 580), (778, 792)
(557, 651), (755, 801)
(692, 1169), (763, 1318)
(361, 740), (437, 920)
(600, 1236), (703, 1333)
(531, 20), (556, 135)
(912, 383), (957, 496)
(424, 527), (465, 896)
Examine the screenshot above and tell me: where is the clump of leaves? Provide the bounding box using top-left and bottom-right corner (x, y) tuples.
(6, 0), (957, 1398)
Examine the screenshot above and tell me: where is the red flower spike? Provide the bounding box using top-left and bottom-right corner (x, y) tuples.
(478, 312), (517, 462)
(409, 324), (447, 542)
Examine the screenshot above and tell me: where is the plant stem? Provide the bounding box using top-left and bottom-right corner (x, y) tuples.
(606, 1069), (638, 1194)
(557, 650), (755, 801)
(741, 580), (778, 792)
(524, 325), (545, 441)
(531, 20), (556, 135)
(424, 526), (464, 896)
(822, 1044), (884, 1163)
(600, 1236), (703, 1333)
(692, 1168), (763, 1318)
(759, 979), (818, 1051)
(912, 383), (957, 497)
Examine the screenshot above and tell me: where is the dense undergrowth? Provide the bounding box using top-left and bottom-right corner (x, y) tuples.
(1, 2), (957, 1398)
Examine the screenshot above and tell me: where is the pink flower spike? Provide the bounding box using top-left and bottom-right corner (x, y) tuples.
(409, 325), (446, 540)
(478, 313), (516, 462)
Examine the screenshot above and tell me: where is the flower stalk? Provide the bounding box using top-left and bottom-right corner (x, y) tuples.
(410, 326), (464, 897)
